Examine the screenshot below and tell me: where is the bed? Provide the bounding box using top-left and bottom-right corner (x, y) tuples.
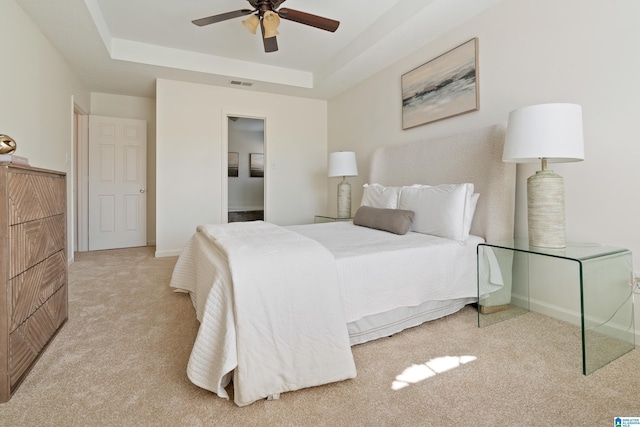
(170, 124), (516, 406)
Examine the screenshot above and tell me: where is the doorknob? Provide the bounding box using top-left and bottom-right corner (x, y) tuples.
(140, 189), (146, 193)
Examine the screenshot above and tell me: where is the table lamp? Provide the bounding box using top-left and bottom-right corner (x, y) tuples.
(503, 103), (584, 248)
(328, 151), (358, 218)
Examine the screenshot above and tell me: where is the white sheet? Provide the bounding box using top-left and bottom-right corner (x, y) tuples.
(287, 221), (482, 324)
(171, 221), (356, 407)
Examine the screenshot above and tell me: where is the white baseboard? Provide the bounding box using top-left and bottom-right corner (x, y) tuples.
(155, 249), (182, 258)
(512, 292), (639, 342)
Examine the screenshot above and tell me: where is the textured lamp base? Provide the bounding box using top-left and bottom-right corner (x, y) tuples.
(527, 169), (566, 248)
(337, 179), (351, 218)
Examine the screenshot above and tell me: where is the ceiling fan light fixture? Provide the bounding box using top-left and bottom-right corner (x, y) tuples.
(262, 10), (280, 38)
(192, 3), (341, 53)
(242, 14), (260, 34)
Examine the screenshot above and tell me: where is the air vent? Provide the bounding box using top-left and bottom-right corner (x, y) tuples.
(229, 80), (253, 87)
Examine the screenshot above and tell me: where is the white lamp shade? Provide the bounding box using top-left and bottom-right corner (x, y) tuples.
(328, 152), (358, 177)
(503, 103), (585, 163)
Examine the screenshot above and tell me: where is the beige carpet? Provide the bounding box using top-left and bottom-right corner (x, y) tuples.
(0, 246), (638, 426)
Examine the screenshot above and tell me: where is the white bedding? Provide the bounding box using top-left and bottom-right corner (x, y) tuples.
(288, 221), (483, 324)
(171, 221), (356, 407)
(171, 221), (481, 405)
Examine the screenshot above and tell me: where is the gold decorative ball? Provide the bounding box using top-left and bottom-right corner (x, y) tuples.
(0, 134), (17, 155)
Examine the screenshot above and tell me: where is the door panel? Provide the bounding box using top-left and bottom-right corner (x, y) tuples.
(89, 115), (147, 250)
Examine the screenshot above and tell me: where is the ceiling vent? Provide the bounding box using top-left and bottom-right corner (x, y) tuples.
(229, 80), (253, 87)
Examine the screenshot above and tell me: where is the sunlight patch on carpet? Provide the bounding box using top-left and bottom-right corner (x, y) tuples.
(391, 355), (477, 390)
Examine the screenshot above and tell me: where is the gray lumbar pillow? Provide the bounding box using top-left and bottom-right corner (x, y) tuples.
(353, 206), (415, 235)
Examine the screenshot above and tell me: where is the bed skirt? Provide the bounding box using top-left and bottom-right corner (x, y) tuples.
(347, 297), (477, 345)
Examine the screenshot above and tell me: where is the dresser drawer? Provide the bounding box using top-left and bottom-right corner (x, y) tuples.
(8, 214), (65, 278)
(7, 171), (65, 225)
(9, 284), (67, 387)
(9, 250), (66, 331)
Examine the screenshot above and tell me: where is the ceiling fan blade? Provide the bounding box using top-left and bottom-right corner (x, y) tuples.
(260, 19), (279, 53)
(263, 36), (279, 53)
(277, 8), (340, 32)
(192, 9), (253, 27)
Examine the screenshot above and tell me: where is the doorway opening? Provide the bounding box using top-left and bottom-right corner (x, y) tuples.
(227, 116), (265, 222)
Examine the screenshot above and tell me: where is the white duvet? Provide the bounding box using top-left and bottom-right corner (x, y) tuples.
(288, 222), (482, 323)
(171, 221), (356, 407)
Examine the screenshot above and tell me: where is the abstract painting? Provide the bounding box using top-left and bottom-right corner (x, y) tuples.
(250, 153), (264, 178)
(228, 152), (239, 177)
(401, 38), (479, 129)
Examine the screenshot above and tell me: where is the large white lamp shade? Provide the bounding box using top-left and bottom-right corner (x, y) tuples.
(328, 152), (358, 218)
(503, 103), (584, 248)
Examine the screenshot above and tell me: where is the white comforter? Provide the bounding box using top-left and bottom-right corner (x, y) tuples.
(171, 221), (356, 407)
(289, 222), (482, 323)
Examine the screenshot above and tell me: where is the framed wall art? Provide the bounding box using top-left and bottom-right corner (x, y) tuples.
(250, 153), (264, 178)
(401, 38), (479, 129)
(228, 152), (239, 177)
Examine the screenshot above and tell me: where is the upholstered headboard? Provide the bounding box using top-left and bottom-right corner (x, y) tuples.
(369, 124), (516, 242)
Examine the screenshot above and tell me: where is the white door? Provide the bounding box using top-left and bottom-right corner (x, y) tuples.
(89, 115), (147, 250)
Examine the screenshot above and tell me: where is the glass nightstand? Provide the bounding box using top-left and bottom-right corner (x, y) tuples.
(314, 215), (353, 224)
(477, 239), (635, 375)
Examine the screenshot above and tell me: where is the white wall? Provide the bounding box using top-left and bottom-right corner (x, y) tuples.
(89, 93), (157, 244)
(328, 0), (640, 332)
(155, 79), (328, 256)
(329, 0), (640, 267)
(1, 0), (89, 263)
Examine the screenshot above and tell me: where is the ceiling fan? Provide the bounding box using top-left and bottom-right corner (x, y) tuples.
(192, 0), (340, 53)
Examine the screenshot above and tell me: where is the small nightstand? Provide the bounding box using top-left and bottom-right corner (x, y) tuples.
(314, 215), (353, 224)
(477, 239), (634, 375)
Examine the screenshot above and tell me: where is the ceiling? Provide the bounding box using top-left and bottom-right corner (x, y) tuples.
(229, 116), (264, 132)
(14, 0), (501, 100)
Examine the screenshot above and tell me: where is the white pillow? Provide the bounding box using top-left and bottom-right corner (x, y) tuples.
(361, 183), (402, 209)
(398, 183), (475, 240)
(464, 193), (480, 236)
(406, 184), (479, 236)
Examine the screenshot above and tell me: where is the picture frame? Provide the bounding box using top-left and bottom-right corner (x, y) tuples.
(401, 38), (479, 129)
(250, 153), (264, 178)
(228, 152), (239, 177)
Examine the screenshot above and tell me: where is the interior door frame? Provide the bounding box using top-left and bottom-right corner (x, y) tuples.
(74, 103), (90, 253)
(221, 110), (267, 223)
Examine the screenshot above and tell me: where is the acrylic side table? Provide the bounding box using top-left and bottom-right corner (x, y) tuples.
(477, 239), (635, 375)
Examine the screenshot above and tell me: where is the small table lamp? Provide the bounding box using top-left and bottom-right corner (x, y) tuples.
(503, 103), (584, 248)
(328, 151), (358, 218)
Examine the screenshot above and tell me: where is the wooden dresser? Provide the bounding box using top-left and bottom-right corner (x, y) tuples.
(0, 162), (68, 402)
